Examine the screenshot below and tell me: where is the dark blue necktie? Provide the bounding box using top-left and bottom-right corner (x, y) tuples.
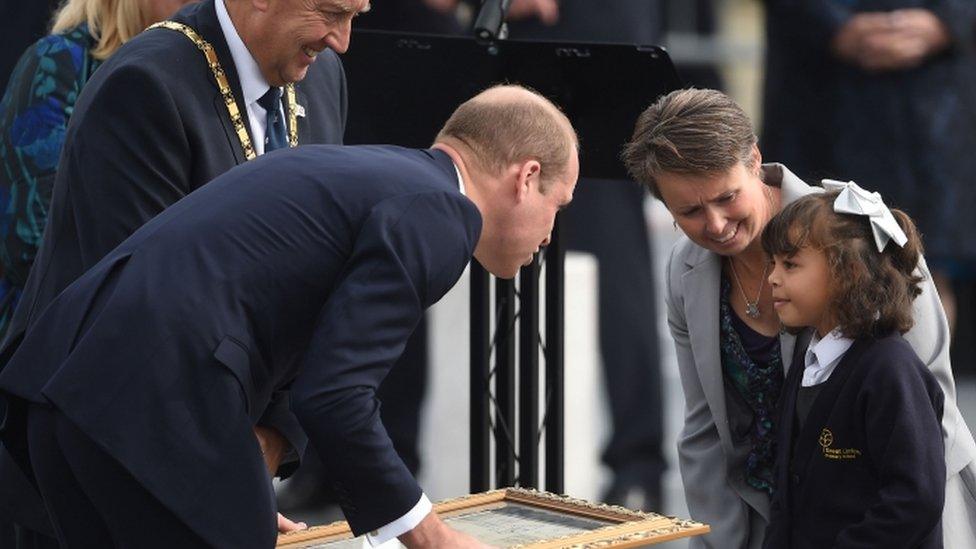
(257, 87), (287, 153)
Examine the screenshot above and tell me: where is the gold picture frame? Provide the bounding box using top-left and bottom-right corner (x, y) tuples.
(276, 488), (708, 548)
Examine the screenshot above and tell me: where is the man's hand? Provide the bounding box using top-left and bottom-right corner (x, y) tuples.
(399, 512), (495, 548)
(253, 425), (287, 476)
(832, 9), (951, 72)
(420, 0), (559, 25)
(507, 0), (559, 25)
(888, 9), (951, 60)
(832, 12), (897, 65)
(277, 513), (308, 534)
(421, 0), (458, 14)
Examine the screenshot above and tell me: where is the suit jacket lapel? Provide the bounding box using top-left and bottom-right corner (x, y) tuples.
(175, 0), (252, 164)
(682, 248), (732, 452)
(684, 247), (776, 517)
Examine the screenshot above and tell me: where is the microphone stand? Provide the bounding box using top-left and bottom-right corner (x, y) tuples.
(473, 0), (511, 45)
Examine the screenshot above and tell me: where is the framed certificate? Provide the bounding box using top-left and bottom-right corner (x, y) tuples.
(276, 488), (708, 548)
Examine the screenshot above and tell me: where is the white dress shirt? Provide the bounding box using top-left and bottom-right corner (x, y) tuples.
(215, 0), (284, 156)
(364, 494), (433, 547)
(802, 328), (855, 387)
(454, 163), (466, 196)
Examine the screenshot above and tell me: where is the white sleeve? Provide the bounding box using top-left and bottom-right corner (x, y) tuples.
(364, 493), (433, 547)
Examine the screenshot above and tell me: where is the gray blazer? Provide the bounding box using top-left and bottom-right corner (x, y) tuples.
(666, 163), (976, 549)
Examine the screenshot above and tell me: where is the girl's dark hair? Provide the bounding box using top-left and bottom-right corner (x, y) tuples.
(761, 192), (924, 339)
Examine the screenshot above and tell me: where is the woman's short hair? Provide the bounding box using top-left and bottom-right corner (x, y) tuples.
(622, 88), (756, 198)
(762, 192), (925, 339)
(436, 85), (578, 192)
(52, 0), (154, 60)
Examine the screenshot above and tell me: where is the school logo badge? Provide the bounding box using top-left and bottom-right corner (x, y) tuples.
(819, 428), (833, 449)
(819, 427), (861, 460)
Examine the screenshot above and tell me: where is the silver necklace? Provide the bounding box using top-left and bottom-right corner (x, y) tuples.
(728, 257), (768, 319)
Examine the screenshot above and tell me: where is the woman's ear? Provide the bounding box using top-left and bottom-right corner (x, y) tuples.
(750, 144), (762, 175)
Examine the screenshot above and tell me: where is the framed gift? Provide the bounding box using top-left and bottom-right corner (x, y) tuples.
(276, 488), (709, 548)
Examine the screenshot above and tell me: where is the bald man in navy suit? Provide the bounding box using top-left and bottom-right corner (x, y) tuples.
(0, 85), (579, 548)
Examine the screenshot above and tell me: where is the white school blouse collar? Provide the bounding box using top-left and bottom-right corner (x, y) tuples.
(802, 328), (855, 387)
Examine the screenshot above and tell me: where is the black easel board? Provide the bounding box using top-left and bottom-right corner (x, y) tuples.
(340, 30), (682, 180)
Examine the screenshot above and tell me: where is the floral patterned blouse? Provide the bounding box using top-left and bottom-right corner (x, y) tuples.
(719, 275), (784, 494)
(0, 24), (100, 336)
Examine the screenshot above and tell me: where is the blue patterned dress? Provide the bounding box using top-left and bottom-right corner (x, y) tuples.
(0, 25), (100, 337)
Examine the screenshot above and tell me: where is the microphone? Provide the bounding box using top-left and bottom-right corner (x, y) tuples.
(473, 0), (511, 45)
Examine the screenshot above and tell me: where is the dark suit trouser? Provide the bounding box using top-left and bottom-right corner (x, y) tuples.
(27, 405), (210, 548)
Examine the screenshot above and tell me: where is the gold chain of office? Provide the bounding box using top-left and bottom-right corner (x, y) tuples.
(148, 21), (299, 161)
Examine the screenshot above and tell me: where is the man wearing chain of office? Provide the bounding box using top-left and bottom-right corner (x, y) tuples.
(0, 0), (356, 545)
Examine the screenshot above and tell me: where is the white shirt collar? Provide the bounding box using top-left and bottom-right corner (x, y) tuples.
(802, 328), (854, 387)
(453, 164), (466, 196)
(215, 0), (271, 108)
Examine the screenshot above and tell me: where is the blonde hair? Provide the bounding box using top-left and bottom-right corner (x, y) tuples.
(51, 0), (151, 60)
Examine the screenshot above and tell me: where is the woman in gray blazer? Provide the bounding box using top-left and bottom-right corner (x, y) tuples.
(623, 88), (976, 548)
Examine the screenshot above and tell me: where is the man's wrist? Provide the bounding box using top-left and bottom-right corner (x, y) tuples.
(254, 425), (288, 475)
(398, 512), (445, 548)
(365, 493), (432, 546)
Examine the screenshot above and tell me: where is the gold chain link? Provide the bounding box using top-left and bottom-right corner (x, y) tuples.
(148, 21), (299, 161)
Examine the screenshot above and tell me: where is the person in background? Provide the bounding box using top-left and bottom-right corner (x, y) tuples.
(0, 2), (196, 545)
(762, 0), (976, 342)
(354, 0), (465, 34)
(762, 189), (944, 548)
(0, 0), (61, 91)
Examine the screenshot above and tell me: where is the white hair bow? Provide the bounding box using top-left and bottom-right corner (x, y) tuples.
(821, 179), (908, 252)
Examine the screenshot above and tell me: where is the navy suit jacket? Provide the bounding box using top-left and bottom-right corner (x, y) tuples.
(0, 0), (345, 535)
(0, 145), (481, 547)
(764, 333), (946, 549)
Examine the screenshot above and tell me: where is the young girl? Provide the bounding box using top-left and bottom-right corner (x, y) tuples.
(761, 184), (946, 549)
